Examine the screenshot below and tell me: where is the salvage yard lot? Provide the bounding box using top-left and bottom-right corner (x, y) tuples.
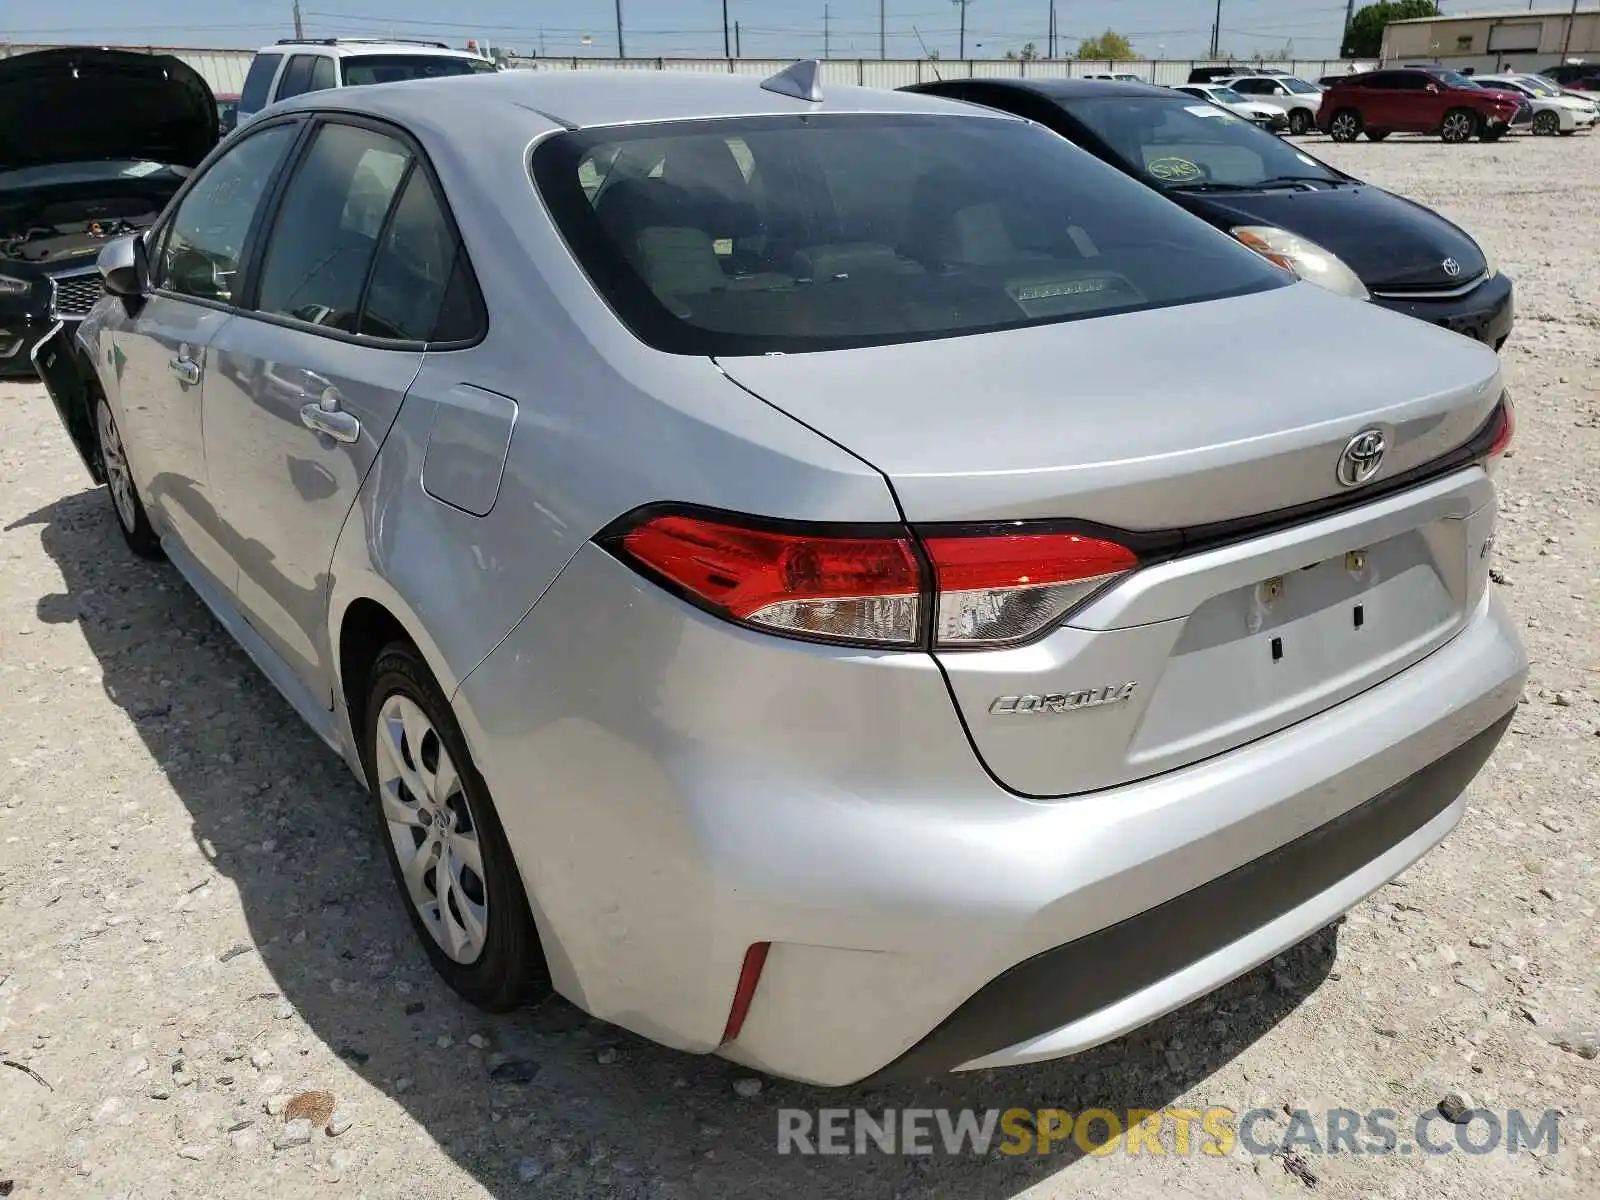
(1, 132), (1597, 1200)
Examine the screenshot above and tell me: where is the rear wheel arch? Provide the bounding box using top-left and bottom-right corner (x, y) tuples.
(337, 596), (416, 749)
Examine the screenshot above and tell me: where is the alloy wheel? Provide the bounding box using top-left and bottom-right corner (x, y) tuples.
(1441, 111), (1476, 143)
(374, 693), (490, 964)
(1330, 112), (1359, 141)
(96, 401), (138, 532)
(1534, 111), (1560, 135)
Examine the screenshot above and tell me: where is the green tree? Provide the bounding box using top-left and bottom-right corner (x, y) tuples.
(1004, 42), (1040, 61)
(1342, 1), (1439, 59)
(1076, 30), (1133, 60)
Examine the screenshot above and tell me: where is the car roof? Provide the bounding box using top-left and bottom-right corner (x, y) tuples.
(261, 40), (488, 59)
(272, 65), (1018, 130)
(906, 76), (1176, 103)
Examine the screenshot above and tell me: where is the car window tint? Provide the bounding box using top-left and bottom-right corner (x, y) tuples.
(275, 54), (320, 100)
(307, 55), (337, 93)
(159, 123), (298, 303)
(339, 55), (489, 86)
(532, 113), (1288, 356)
(255, 123), (411, 333)
(1066, 95), (1339, 188)
(239, 52), (282, 115)
(360, 168), (472, 341)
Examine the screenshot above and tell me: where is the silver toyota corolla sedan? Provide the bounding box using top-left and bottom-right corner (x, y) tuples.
(32, 62), (1527, 1087)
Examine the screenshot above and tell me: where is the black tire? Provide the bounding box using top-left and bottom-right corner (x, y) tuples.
(362, 642), (550, 1012)
(1440, 108), (1479, 144)
(93, 395), (163, 560)
(1533, 110), (1561, 136)
(1365, 129), (1390, 142)
(1328, 109), (1363, 142)
(1288, 108), (1313, 136)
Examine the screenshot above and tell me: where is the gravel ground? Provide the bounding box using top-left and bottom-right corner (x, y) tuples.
(1, 131), (1597, 1200)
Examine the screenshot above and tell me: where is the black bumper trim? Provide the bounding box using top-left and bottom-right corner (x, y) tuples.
(865, 709), (1514, 1083)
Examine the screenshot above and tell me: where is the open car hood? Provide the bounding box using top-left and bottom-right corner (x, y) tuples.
(0, 47), (218, 172)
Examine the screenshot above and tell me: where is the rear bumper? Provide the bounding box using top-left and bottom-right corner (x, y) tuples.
(454, 546), (1526, 1087)
(1372, 270), (1514, 352)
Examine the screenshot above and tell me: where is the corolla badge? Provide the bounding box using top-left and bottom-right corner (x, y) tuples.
(1336, 428), (1386, 488)
(989, 683), (1138, 716)
(1442, 257), (1462, 277)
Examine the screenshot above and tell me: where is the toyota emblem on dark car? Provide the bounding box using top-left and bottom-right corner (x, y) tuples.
(1442, 257), (1462, 277)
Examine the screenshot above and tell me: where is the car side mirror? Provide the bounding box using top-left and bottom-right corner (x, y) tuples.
(98, 234), (147, 298)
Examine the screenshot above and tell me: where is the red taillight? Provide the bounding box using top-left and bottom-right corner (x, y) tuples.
(620, 514), (921, 645)
(612, 509), (1139, 650)
(1486, 395), (1515, 459)
(923, 532), (1138, 646)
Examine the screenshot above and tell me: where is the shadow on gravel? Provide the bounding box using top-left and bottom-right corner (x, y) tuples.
(13, 486), (1338, 1199)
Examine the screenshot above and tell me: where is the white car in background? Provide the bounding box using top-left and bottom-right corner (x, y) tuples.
(1215, 74), (1324, 135)
(1477, 74), (1596, 135)
(1174, 83), (1290, 132)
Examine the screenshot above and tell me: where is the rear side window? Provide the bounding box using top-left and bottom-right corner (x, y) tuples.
(275, 54), (321, 100)
(255, 124), (412, 332)
(307, 56), (337, 93)
(531, 113), (1288, 356)
(238, 52), (282, 115)
(360, 169), (483, 341)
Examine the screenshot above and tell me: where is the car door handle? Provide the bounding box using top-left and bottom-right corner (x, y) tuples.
(300, 401), (361, 443)
(169, 355), (201, 385)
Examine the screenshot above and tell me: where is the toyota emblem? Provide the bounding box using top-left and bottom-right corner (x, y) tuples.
(1337, 428), (1386, 487)
(1442, 257), (1462, 277)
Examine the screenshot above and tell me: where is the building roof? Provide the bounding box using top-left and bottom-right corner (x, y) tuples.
(1387, 6), (1600, 23)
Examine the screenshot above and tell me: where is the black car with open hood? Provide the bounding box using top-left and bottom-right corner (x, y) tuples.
(901, 77), (1513, 352)
(0, 47), (217, 377)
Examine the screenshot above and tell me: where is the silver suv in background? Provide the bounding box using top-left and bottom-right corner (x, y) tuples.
(35, 64), (1525, 1086)
(234, 37), (497, 131)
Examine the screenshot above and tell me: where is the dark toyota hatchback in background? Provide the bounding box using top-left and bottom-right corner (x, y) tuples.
(903, 78), (1513, 351)
(0, 47), (218, 377)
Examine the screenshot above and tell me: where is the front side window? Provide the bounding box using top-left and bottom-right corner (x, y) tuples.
(532, 114), (1288, 356)
(159, 123), (298, 302)
(340, 55), (495, 86)
(308, 55), (338, 93)
(1283, 78), (1321, 95)
(1434, 71), (1479, 89)
(255, 123), (411, 332)
(1064, 96), (1342, 189)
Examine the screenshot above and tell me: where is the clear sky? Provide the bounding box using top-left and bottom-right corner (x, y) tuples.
(10, 0), (1374, 61)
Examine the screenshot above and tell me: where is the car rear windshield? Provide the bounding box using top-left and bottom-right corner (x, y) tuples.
(530, 113), (1288, 355)
(340, 55), (496, 86)
(1062, 95), (1342, 189)
(1282, 77), (1321, 94)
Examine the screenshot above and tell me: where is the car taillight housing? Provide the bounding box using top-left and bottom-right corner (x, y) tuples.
(608, 509), (1137, 650)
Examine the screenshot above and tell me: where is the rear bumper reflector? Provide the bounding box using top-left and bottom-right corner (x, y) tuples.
(721, 941), (771, 1044)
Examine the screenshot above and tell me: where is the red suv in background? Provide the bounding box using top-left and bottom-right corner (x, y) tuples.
(1319, 67), (1532, 143)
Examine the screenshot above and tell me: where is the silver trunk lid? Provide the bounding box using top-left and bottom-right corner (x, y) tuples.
(718, 283), (1505, 795)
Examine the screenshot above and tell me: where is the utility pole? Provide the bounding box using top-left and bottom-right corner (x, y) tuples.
(952, 0), (970, 60)
(615, 0), (626, 57)
(880, 0), (886, 59)
(1048, 0), (1056, 58)
(824, 4), (831, 58)
(1210, 0), (1222, 58)
(1561, 0), (1581, 62)
(735, 21), (741, 57)
(292, 0), (303, 39)
(1341, 0), (1356, 56)
(723, 0), (731, 58)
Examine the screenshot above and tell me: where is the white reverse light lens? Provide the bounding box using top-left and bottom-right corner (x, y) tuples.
(1231, 225), (1370, 301)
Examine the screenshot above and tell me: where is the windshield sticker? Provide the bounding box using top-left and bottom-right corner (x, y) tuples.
(1184, 103), (1234, 119)
(1295, 153), (1320, 167)
(120, 162), (165, 178)
(1147, 156), (1204, 182)
(1011, 278), (1112, 302)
